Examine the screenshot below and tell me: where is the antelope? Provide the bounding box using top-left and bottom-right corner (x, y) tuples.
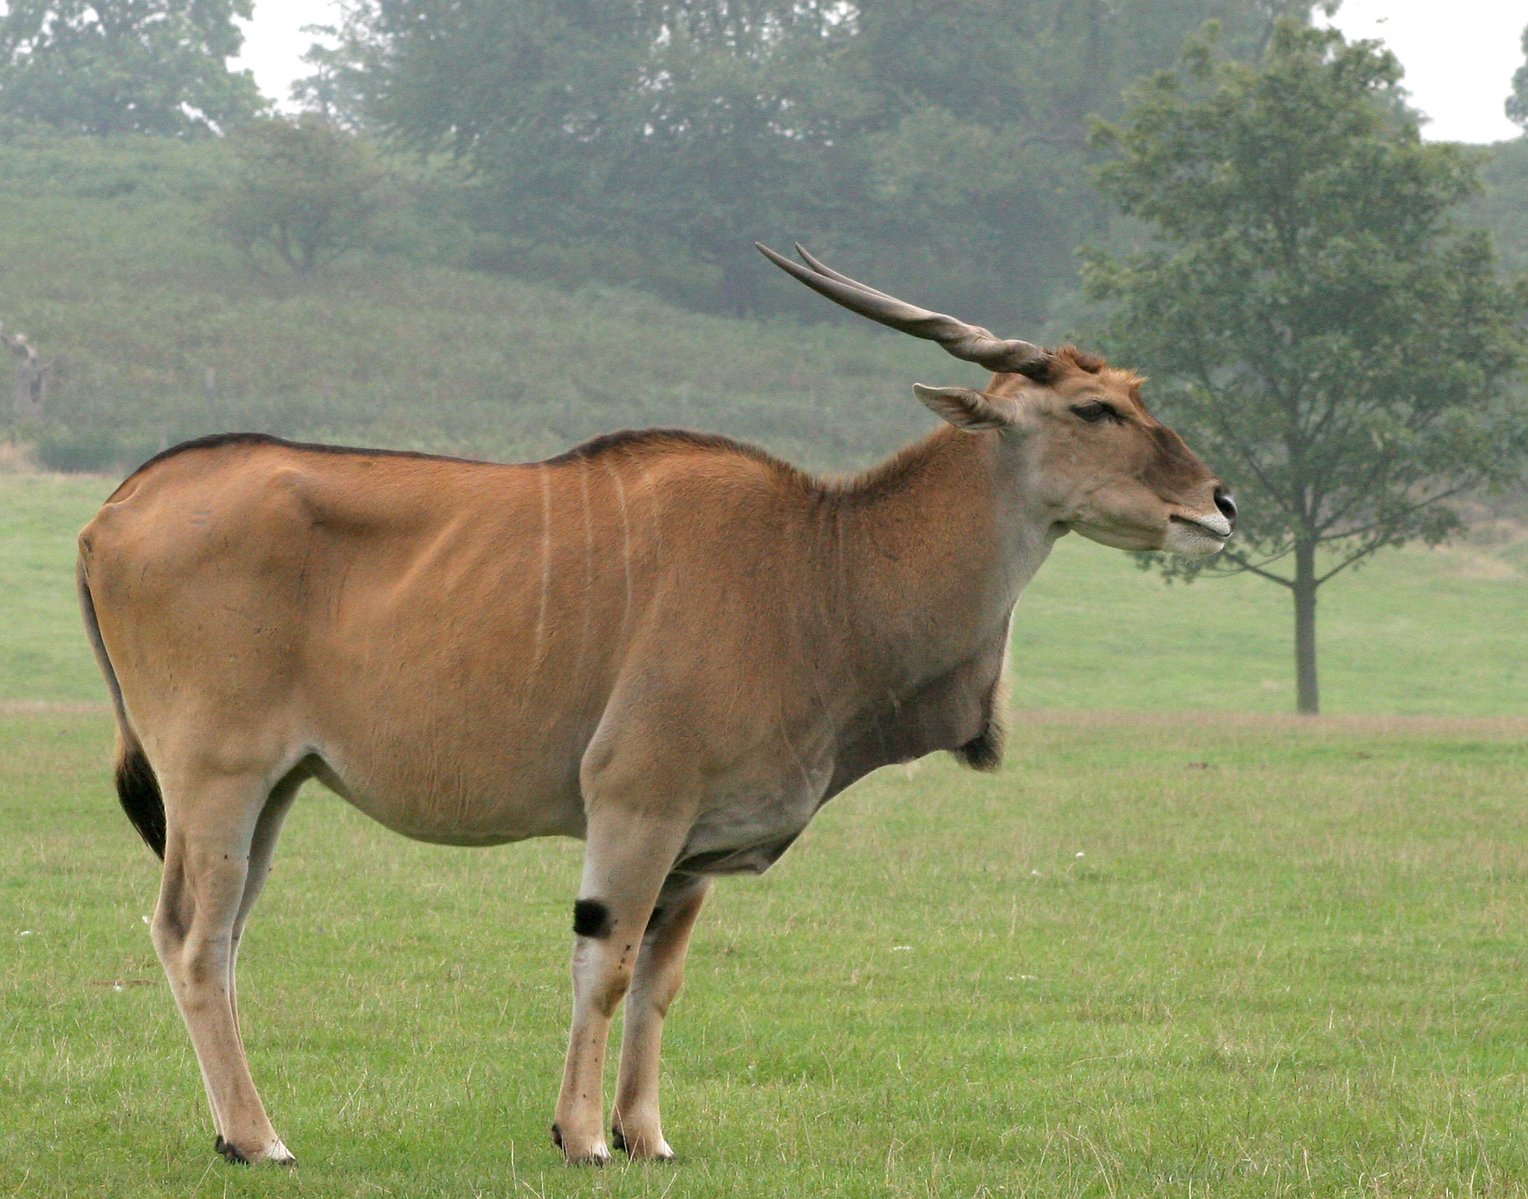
(77, 244), (1236, 1168)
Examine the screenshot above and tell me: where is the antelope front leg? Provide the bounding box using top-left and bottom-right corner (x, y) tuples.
(612, 875), (711, 1161)
(552, 809), (692, 1165)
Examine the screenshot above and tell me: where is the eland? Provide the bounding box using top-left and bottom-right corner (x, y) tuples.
(77, 245), (1236, 1166)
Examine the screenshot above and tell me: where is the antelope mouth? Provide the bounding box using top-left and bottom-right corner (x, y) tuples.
(1170, 513), (1232, 541)
(1164, 512), (1232, 559)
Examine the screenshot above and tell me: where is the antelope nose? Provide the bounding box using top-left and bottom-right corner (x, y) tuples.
(1213, 486), (1238, 529)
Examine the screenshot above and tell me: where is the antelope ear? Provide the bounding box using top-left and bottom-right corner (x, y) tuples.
(912, 384), (1016, 432)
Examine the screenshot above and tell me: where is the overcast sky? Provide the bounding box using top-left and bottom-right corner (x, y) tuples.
(1315, 0), (1523, 141)
(234, 0), (1526, 144)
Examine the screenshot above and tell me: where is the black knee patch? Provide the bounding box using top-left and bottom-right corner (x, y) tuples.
(573, 898), (612, 939)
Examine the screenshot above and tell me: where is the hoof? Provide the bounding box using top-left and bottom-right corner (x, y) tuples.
(612, 1125), (676, 1162)
(215, 1134), (297, 1167)
(551, 1122), (610, 1167)
(263, 1139), (298, 1167)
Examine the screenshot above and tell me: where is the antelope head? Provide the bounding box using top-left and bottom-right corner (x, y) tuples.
(757, 243), (1236, 558)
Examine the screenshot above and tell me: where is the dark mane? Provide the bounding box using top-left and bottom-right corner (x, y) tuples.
(112, 428), (810, 500)
(821, 426), (959, 507)
(126, 385), (1121, 511)
(540, 424), (800, 467)
(541, 427), (787, 470)
(542, 427), (817, 493)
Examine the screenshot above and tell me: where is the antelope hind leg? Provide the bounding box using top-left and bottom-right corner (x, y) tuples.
(611, 874), (711, 1161)
(223, 773), (301, 1161)
(151, 769), (294, 1166)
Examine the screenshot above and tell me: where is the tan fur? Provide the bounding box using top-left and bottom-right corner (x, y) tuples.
(78, 348), (1229, 1165)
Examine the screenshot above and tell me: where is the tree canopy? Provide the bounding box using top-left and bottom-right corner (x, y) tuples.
(213, 114), (390, 274)
(1087, 22), (1528, 713)
(300, 0), (1341, 324)
(0, 0), (263, 135)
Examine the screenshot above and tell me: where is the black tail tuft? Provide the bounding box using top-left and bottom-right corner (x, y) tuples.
(116, 746), (166, 859)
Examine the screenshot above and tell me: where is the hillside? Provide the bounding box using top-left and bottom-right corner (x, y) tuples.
(0, 133), (950, 474)
(1, 129), (1522, 480)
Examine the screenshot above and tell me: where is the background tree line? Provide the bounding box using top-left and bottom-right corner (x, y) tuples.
(294, 0), (1341, 326)
(2, 1), (1523, 333)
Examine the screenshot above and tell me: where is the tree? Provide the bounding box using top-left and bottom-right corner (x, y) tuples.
(0, 0), (264, 136)
(1509, 22), (1528, 133)
(1086, 23), (1528, 714)
(214, 115), (388, 274)
(288, 19), (369, 129)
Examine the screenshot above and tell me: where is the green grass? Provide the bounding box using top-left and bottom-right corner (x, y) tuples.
(3, 709), (1526, 1197)
(1012, 534), (1528, 716)
(0, 473), (107, 703)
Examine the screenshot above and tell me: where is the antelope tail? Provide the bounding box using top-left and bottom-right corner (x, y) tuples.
(77, 556), (165, 859)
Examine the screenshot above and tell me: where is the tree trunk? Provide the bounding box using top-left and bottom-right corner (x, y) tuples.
(1293, 537), (1319, 715)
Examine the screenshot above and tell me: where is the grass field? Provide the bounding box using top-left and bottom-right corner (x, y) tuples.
(3, 475), (1527, 1196)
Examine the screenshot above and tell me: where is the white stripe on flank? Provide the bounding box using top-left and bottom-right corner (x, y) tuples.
(578, 460), (594, 664)
(532, 465), (552, 671)
(601, 459), (635, 640)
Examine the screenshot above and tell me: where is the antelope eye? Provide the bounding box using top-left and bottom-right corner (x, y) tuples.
(1071, 400), (1120, 424)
